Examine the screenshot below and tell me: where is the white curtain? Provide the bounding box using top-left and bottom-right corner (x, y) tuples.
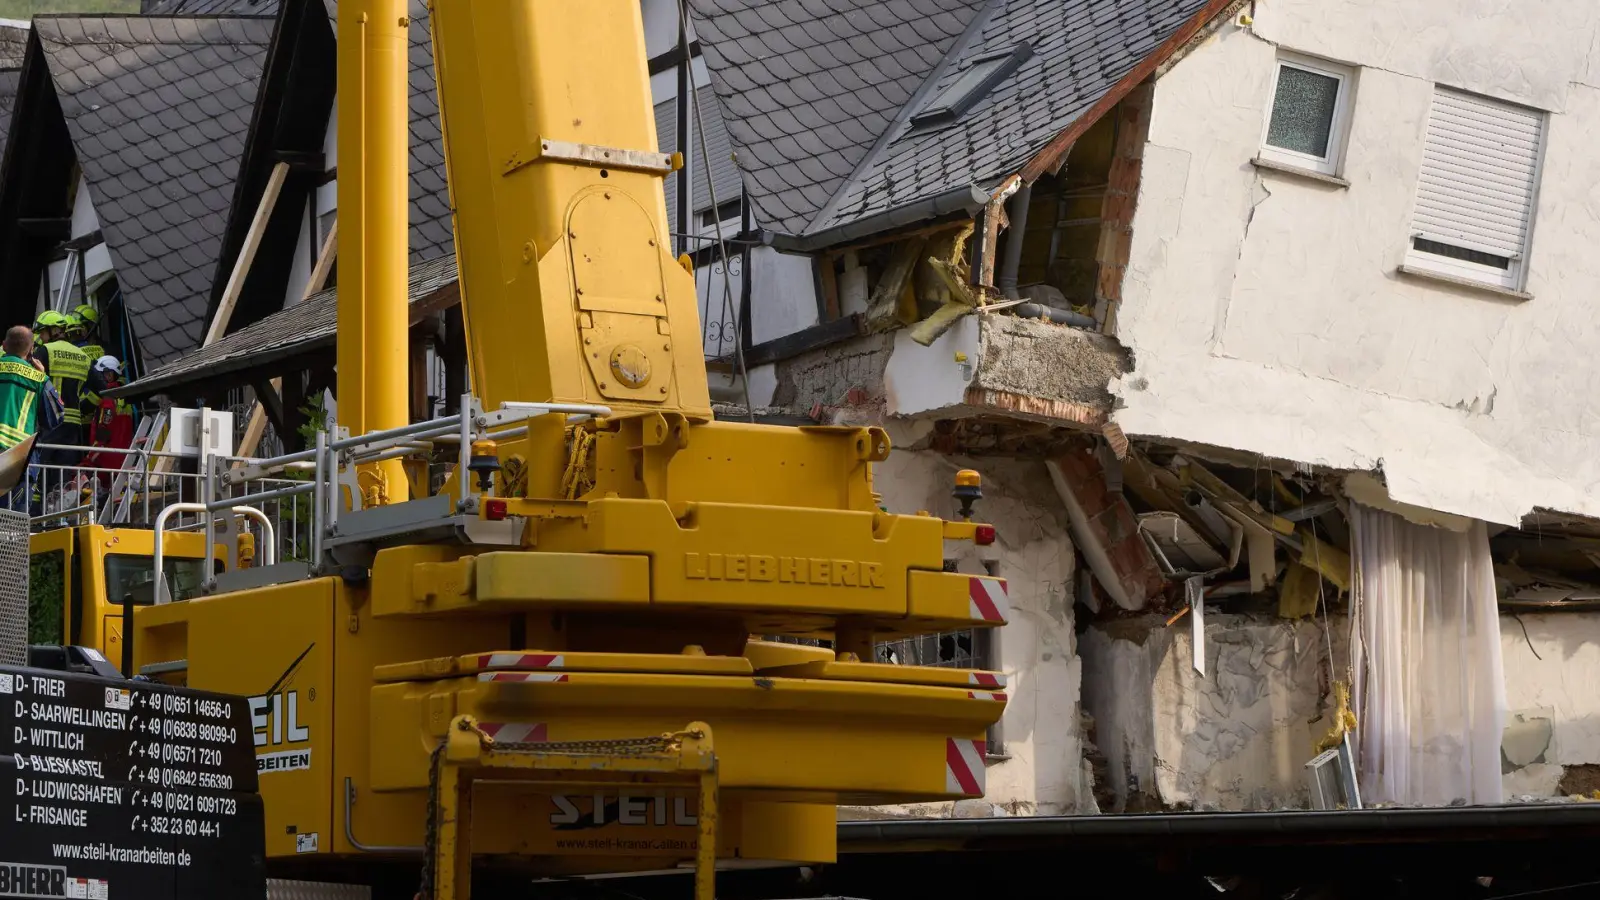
(1349, 504), (1506, 806)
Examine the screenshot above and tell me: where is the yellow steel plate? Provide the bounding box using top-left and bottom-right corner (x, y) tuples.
(746, 658), (1007, 692)
(905, 570), (1011, 626)
(743, 639), (833, 671)
(375, 649), (753, 682)
(370, 670), (1003, 803)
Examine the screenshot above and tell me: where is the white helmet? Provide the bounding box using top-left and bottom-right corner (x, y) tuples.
(93, 355), (120, 374)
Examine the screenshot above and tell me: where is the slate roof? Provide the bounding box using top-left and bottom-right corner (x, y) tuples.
(688, 0), (985, 235)
(0, 70), (19, 165)
(144, 0), (280, 15)
(35, 14), (273, 365)
(688, 0), (1216, 240)
(0, 24), (27, 68)
(120, 253), (459, 397)
(316, 0), (453, 263)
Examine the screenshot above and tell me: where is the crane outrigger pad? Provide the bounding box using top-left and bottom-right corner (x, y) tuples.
(369, 667), (999, 802)
(373, 649), (754, 682)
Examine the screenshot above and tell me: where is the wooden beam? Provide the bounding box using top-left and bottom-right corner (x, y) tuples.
(1021, 0), (1236, 182)
(408, 330), (429, 423)
(280, 372), (307, 453)
(817, 253), (840, 321)
(303, 221), (337, 299)
(251, 379), (288, 437)
(233, 221), (337, 461)
(204, 161), (290, 347)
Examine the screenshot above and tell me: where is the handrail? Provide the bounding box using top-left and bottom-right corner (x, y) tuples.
(153, 502), (276, 604)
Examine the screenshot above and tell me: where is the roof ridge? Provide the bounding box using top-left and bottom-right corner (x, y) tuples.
(34, 18), (274, 49)
(32, 12), (275, 19)
(799, 0), (1004, 236)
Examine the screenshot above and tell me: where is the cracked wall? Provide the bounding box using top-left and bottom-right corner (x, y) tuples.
(1500, 613), (1600, 799)
(1080, 613), (1343, 811)
(1111, 1), (1600, 526)
(849, 453), (1093, 819)
(1081, 609), (1600, 810)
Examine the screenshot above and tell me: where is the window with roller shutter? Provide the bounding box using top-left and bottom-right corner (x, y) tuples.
(1405, 87), (1546, 291)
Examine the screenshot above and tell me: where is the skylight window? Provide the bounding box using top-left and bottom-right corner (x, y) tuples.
(910, 44), (1033, 128)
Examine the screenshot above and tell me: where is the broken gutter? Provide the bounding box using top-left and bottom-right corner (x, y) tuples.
(770, 184), (991, 253)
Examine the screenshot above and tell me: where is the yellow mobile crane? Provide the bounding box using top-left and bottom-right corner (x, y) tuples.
(36, 1), (1010, 897)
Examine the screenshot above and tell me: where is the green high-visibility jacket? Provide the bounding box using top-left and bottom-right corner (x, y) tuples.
(0, 353), (47, 448)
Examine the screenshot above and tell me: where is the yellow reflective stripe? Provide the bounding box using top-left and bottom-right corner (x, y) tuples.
(62, 409), (83, 425)
(43, 342), (89, 379)
(0, 360), (45, 383)
(16, 391), (34, 433)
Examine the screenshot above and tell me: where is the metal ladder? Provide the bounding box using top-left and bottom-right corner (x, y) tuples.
(100, 408), (169, 524)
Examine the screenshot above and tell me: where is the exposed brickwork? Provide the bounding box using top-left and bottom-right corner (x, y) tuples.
(1094, 85), (1154, 332)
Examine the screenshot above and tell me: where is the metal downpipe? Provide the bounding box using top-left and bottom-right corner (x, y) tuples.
(996, 180), (1033, 299)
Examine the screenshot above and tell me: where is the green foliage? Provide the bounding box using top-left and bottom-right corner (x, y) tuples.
(28, 550), (64, 646)
(277, 390), (331, 562)
(0, 0), (140, 16)
(296, 391), (330, 447)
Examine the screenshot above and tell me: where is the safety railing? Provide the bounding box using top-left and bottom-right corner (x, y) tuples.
(34, 395), (611, 601)
(26, 444), (314, 565)
(207, 395), (608, 579)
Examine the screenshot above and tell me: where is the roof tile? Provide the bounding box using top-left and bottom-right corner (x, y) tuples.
(688, 0), (986, 234)
(36, 14), (273, 365)
(683, 0), (1217, 239)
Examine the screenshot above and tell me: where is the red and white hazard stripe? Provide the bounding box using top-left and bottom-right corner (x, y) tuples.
(478, 722), (548, 743)
(945, 737), (986, 796)
(968, 671), (1006, 688)
(477, 672), (569, 683)
(967, 691), (1007, 702)
(477, 652), (565, 670)
(968, 576), (1009, 624)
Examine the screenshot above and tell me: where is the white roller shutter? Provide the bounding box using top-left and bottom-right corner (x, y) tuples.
(1408, 87), (1545, 287)
(655, 87), (743, 230)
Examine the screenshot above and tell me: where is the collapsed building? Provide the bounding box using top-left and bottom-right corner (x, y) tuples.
(10, 0), (1596, 819)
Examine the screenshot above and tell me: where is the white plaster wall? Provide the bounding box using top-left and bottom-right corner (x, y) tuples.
(882, 315), (980, 417)
(748, 248), (820, 345)
(1500, 612), (1600, 798)
(47, 175), (114, 298)
(1080, 614), (1340, 811)
(861, 452), (1091, 816)
(1113, 1), (1600, 527)
(284, 198), (315, 308)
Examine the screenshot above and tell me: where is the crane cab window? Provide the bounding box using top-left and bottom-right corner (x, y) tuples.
(104, 554), (211, 605)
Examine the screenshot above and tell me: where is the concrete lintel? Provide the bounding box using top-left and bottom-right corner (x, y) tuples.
(964, 314), (1129, 427)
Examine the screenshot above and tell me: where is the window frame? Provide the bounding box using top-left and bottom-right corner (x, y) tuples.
(1258, 52), (1356, 177)
(908, 44), (1034, 130)
(1402, 86), (1547, 292)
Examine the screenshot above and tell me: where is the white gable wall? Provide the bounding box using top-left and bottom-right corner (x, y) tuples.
(1113, 0), (1600, 525)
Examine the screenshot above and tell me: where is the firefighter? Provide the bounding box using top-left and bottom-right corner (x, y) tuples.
(82, 355), (134, 493)
(71, 304), (106, 362)
(32, 310), (91, 467)
(0, 326), (50, 511)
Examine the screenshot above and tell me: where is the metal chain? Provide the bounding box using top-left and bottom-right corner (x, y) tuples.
(417, 738), (445, 900)
(495, 735), (677, 757)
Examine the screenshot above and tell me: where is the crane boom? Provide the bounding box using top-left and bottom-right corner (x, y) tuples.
(430, 0), (712, 417)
